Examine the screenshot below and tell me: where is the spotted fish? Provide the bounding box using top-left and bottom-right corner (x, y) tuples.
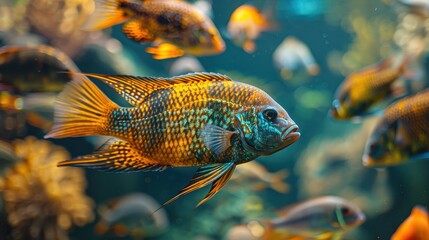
(45, 72), (300, 207)
(84, 0), (225, 59)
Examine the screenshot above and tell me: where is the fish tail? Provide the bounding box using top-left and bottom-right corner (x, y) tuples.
(45, 75), (118, 139)
(83, 0), (133, 30)
(57, 139), (167, 172)
(269, 169), (289, 193)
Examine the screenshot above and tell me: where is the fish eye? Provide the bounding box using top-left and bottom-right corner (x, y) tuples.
(369, 142), (383, 158)
(263, 109), (278, 121)
(340, 207), (350, 215)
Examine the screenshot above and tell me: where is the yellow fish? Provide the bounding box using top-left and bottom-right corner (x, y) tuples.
(331, 55), (411, 120)
(45, 72), (300, 207)
(227, 4), (273, 53)
(84, 0), (225, 59)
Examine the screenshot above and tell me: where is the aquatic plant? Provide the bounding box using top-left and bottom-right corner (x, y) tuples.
(0, 136), (94, 240)
(326, 0), (397, 74)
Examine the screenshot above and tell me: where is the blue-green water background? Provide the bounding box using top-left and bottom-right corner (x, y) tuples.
(4, 0), (429, 239)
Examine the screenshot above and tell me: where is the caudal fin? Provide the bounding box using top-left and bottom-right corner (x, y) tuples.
(45, 74), (118, 139)
(83, 0), (132, 30)
(269, 169), (289, 193)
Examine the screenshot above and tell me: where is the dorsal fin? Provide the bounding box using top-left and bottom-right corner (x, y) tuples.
(81, 72), (232, 106)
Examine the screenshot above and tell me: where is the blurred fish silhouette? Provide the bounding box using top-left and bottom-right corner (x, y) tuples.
(84, 0), (225, 59)
(45, 72), (300, 207)
(227, 4), (274, 53)
(169, 56), (205, 76)
(231, 161), (289, 193)
(0, 45), (79, 134)
(391, 206), (429, 240)
(273, 37), (319, 80)
(95, 193), (169, 238)
(193, 0), (213, 19)
(363, 89), (429, 167)
(398, 0), (429, 18)
(330, 54), (413, 120)
(0, 45), (79, 93)
(237, 196), (365, 240)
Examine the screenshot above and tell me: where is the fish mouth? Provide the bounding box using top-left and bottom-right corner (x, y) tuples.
(281, 124), (300, 147)
(362, 155), (372, 167)
(357, 212), (366, 224)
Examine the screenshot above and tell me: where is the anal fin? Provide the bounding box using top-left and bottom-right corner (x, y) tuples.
(146, 42), (185, 60)
(158, 162), (236, 209)
(122, 20), (155, 43)
(58, 139), (166, 172)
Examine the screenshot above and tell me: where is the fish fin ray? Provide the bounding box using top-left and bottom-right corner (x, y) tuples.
(200, 124), (236, 154)
(45, 75), (117, 139)
(122, 20), (154, 43)
(58, 140), (167, 172)
(146, 43), (185, 60)
(81, 72), (232, 106)
(196, 164), (236, 207)
(83, 0), (130, 30)
(158, 162), (235, 209)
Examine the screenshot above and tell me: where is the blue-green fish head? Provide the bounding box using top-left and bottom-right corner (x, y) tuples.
(235, 104), (300, 156)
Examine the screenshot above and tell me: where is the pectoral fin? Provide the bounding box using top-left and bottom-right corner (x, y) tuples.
(58, 139), (166, 172)
(159, 162), (236, 209)
(146, 42), (185, 60)
(196, 163), (236, 206)
(200, 124), (237, 154)
(122, 20), (155, 43)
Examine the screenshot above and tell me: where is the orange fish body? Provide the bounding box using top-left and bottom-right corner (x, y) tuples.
(227, 4), (271, 53)
(46, 72), (299, 207)
(84, 0), (225, 59)
(331, 56), (409, 119)
(391, 206), (429, 240)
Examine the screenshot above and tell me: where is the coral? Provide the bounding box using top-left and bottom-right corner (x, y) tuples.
(0, 136), (94, 240)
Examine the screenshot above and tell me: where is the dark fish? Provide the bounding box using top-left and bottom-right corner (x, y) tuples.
(0, 45), (78, 133)
(45, 72), (300, 207)
(0, 45), (79, 93)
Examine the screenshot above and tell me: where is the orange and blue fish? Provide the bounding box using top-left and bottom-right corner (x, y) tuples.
(84, 0), (225, 59)
(45, 72), (300, 207)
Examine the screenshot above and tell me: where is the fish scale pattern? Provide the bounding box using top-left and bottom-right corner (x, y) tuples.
(106, 80), (267, 167)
